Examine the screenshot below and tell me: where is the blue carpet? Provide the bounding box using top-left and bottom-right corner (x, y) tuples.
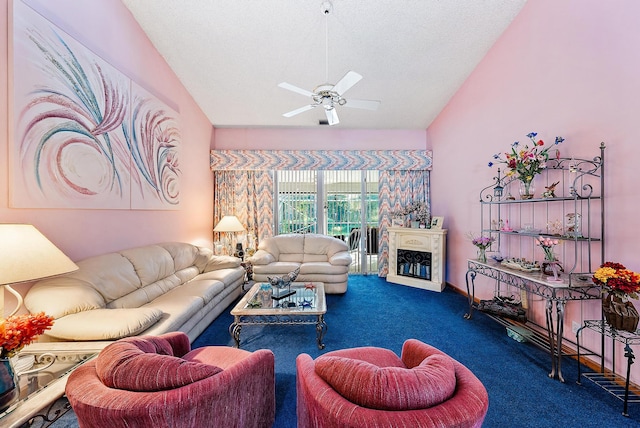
(193, 275), (640, 428)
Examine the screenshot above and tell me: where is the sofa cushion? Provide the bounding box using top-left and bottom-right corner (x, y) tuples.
(195, 268), (244, 288)
(96, 336), (222, 392)
(299, 262), (349, 275)
(252, 262), (301, 275)
(25, 276), (106, 319)
(157, 242), (199, 271)
(120, 245), (175, 287)
(314, 354), (456, 411)
(271, 234), (305, 257)
(305, 233), (349, 258)
(45, 308), (163, 341)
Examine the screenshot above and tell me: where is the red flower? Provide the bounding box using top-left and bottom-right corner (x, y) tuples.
(593, 262), (640, 300)
(0, 313), (54, 358)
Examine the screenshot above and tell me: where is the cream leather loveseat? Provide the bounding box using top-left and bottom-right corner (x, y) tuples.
(247, 234), (352, 294)
(24, 242), (245, 343)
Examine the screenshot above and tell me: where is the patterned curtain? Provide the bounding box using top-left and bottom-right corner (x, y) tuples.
(378, 170), (430, 276)
(213, 170), (273, 252)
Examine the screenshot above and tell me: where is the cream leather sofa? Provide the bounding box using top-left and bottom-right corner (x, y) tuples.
(24, 242), (245, 344)
(247, 234), (352, 294)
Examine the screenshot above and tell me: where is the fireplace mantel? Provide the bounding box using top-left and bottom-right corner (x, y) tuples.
(386, 227), (447, 292)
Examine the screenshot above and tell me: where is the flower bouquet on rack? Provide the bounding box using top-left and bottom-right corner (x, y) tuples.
(1, 312), (54, 359)
(0, 312), (54, 412)
(535, 236), (563, 282)
(467, 233), (495, 263)
(592, 262), (640, 332)
(488, 132), (564, 199)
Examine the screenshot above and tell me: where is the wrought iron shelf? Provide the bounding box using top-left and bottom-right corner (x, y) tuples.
(582, 320), (640, 345)
(480, 229), (601, 242)
(481, 195), (602, 205)
(577, 320), (640, 416)
(466, 260), (601, 300)
(468, 144), (606, 384)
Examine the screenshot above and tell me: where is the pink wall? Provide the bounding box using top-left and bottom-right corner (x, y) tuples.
(429, 0), (640, 382)
(1, 0), (215, 306)
(1, 0), (215, 257)
(213, 128), (427, 150)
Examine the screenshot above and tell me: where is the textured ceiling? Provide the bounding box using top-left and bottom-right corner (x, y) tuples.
(121, 0), (527, 129)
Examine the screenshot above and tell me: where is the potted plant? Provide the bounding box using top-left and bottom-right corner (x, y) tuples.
(592, 262), (640, 332)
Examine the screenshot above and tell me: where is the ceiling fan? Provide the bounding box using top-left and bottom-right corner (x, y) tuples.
(279, 71), (380, 126)
(278, 1), (380, 126)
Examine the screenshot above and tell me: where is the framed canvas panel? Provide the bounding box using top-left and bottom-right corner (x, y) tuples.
(129, 82), (181, 210)
(10, 0), (180, 210)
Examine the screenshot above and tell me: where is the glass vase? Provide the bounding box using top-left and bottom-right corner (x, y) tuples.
(0, 357), (20, 413)
(519, 176), (536, 200)
(477, 247), (487, 263)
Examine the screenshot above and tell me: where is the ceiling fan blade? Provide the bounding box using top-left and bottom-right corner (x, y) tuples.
(278, 82), (315, 97)
(283, 104), (316, 118)
(325, 108), (339, 126)
(332, 71), (362, 95)
(344, 98), (381, 111)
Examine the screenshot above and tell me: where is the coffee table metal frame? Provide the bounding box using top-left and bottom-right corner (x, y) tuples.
(230, 282), (327, 350)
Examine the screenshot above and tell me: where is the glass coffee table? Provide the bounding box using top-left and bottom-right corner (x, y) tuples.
(230, 282), (327, 349)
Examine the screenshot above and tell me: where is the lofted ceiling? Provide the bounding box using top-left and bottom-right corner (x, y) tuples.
(121, 0), (527, 129)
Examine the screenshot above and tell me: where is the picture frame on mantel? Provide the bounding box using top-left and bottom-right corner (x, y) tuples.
(392, 218), (405, 227)
(430, 216), (444, 230)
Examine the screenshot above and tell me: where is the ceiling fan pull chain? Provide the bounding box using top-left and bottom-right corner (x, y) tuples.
(325, 5), (329, 83)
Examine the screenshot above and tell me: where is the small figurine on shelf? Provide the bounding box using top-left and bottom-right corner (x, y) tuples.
(565, 213), (582, 238)
(501, 219), (513, 232)
(546, 219), (563, 236)
(542, 181), (560, 198)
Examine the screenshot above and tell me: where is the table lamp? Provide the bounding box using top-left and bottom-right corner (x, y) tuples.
(213, 216), (246, 256)
(0, 224), (79, 317)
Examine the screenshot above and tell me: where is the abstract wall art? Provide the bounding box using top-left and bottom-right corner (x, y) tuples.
(10, 0), (180, 209)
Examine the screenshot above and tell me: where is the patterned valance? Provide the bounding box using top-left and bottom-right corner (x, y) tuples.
(210, 150), (432, 171)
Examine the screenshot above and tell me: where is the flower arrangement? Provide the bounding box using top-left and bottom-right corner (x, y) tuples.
(535, 236), (559, 261)
(467, 233), (495, 263)
(488, 132), (565, 184)
(392, 201), (430, 223)
(469, 235), (495, 250)
(0, 313), (55, 358)
(592, 262), (640, 300)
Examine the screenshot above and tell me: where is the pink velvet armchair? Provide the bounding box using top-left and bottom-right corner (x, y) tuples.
(66, 332), (275, 428)
(296, 339), (489, 428)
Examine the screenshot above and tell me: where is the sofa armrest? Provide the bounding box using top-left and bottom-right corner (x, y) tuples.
(159, 331), (192, 357)
(400, 338), (446, 369)
(203, 255), (242, 272)
(328, 251), (352, 266)
(247, 249), (276, 266)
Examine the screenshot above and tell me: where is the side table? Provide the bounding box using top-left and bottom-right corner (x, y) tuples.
(0, 341), (109, 428)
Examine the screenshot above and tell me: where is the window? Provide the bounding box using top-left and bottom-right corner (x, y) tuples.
(275, 170), (379, 274)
